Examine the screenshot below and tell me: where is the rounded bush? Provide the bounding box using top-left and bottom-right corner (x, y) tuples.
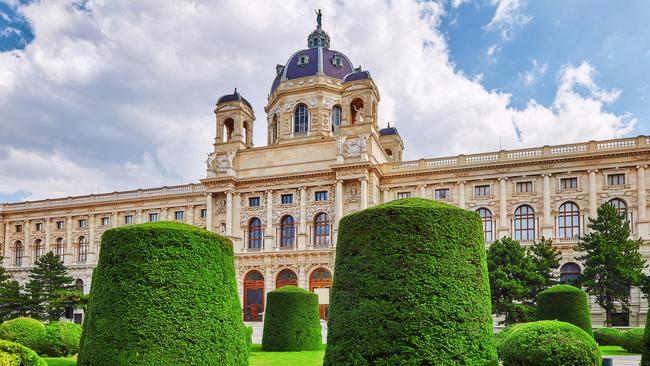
(594, 327), (626, 346)
(500, 320), (601, 366)
(0, 340), (47, 366)
(39, 322), (81, 357)
(621, 328), (644, 354)
(262, 286), (321, 351)
(77, 222), (249, 366)
(495, 324), (525, 358)
(0, 318), (46, 351)
(536, 284), (592, 335)
(324, 198), (498, 365)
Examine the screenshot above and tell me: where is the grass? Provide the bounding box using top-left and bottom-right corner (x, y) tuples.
(598, 345), (640, 356)
(43, 346), (326, 366)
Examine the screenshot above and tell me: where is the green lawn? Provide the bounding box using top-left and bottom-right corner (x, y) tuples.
(44, 346), (327, 366)
(598, 345), (639, 356)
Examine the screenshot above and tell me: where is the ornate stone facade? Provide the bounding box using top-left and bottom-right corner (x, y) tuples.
(2, 20), (650, 326)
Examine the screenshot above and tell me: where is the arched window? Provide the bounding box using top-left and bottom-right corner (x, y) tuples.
(314, 213), (330, 247)
(248, 218), (263, 250)
(75, 279), (84, 293)
(243, 121), (251, 145)
(54, 237), (65, 257)
(558, 202), (580, 239)
(77, 236), (88, 263)
(14, 241), (23, 266)
(331, 105), (342, 132)
(223, 118), (234, 142)
(276, 269), (298, 289)
(513, 205), (535, 241)
(476, 208), (493, 242)
(244, 270), (265, 321)
(310, 268), (333, 320)
(280, 215), (296, 248)
(294, 104), (309, 134)
(33, 239), (44, 263)
(609, 198), (627, 219)
(271, 114), (279, 143)
(560, 262), (581, 284)
(385, 149), (393, 159)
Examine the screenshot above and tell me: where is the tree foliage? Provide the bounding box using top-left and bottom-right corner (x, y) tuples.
(0, 265), (28, 321)
(576, 202), (647, 326)
(25, 252), (74, 321)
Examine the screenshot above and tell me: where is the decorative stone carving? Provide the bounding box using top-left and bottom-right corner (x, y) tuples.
(343, 135), (368, 159)
(308, 98), (317, 108)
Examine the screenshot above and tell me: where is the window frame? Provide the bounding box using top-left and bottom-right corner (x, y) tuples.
(513, 205), (536, 241)
(313, 213), (330, 247)
(281, 194), (293, 205)
(280, 215), (296, 248)
(474, 185), (491, 197)
(249, 197), (261, 207)
(149, 213), (159, 222)
(314, 191), (328, 201)
(248, 218), (263, 250)
(396, 192), (412, 199)
(293, 104), (309, 134)
(559, 177), (578, 190)
(476, 208), (494, 243)
(124, 215), (133, 224)
(174, 211), (185, 220)
(557, 202), (581, 239)
(515, 181), (533, 193)
(434, 188), (449, 200)
(101, 217), (110, 226)
(607, 173), (626, 186)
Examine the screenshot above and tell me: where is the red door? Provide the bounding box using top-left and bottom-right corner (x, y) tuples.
(243, 271), (265, 321)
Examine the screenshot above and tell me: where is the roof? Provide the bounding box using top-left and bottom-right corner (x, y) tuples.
(216, 89), (252, 110)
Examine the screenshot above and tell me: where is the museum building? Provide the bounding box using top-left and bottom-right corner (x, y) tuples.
(1, 19), (650, 326)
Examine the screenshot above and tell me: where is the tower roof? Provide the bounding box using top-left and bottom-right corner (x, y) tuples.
(217, 88), (252, 110)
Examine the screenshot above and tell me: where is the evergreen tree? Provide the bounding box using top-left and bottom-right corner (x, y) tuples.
(0, 265), (27, 321)
(487, 237), (542, 325)
(528, 237), (562, 299)
(576, 202), (647, 326)
(25, 251), (74, 321)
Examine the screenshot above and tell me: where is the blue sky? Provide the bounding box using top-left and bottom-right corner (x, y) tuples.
(0, 0), (648, 202)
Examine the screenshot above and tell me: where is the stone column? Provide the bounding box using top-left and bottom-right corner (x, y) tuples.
(233, 193), (242, 252)
(360, 178), (368, 210)
(226, 191), (233, 236)
(637, 165), (649, 238)
(88, 214), (96, 263)
(65, 216), (73, 264)
(498, 178), (508, 238)
(264, 267), (274, 299)
(588, 170), (598, 219)
(3, 222), (9, 265)
(161, 208), (168, 222)
(382, 188), (390, 203)
(136, 210), (143, 224)
(187, 205), (194, 225)
(206, 193), (213, 232)
(112, 212), (118, 227)
(335, 180), (344, 229)
(542, 174), (553, 238)
(458, 182), (466, 209)
(298, 187), (307, 249)
(419, 184), (427, 199)
(23, 220), (30, 265)
(265, 190), (274, 251)
(298, 266), (307, 290)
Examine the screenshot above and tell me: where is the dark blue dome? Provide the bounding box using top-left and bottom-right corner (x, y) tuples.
(379, 124), (398, 136)
(217, 89), (252, 110)
(344, 70), (371, 83)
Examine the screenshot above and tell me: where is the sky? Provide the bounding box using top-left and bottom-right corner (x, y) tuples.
(0, 0), (649, 203)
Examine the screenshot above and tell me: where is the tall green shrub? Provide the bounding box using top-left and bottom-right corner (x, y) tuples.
(0, 317), (46, 351)
(77, 222), (249, 366)
(536, 284), (592, 335)
(500, 320), (601, 366)
(642, 310), (650, 364)
(0, 340), (47, 366)
(324, 198), (498, 365)
(262, 286), (321, 351)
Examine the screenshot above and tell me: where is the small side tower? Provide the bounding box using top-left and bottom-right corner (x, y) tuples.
(378, 123), (404, 162)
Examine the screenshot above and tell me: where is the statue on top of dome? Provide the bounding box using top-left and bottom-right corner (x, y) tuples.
(315, 9), (322, 29)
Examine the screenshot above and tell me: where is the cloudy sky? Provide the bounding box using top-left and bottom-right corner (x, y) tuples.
(0, 0), (649, 202)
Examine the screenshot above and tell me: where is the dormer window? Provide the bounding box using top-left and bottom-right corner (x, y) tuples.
(331, 53), (342, 68)
(297, 53), (309, 67)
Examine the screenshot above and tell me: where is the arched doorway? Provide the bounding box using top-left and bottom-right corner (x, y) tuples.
(243, 270), (265, 321)
(310, 268), (333, 320)
(276, 269), (298, 289)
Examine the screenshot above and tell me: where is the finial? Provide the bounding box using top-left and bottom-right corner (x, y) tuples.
(387, 122), (391, 128)
(234, 87), (238, 94)
(315, 9), (322, 29)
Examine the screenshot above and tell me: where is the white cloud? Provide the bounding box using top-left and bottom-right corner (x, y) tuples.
(486, 0), (531, 40)
(486, 44), (501, 63)
(520, 59), (548, 86)
(0, 0), (636, 201)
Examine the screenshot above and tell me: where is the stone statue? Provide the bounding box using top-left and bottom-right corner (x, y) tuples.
(336, 136), (346, 156)
(206, 152), (217, 171)
(315, 9), (322, 29)
(354, 104), (365, 123)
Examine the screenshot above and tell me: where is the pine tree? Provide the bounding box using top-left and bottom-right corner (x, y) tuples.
(0, 265), (28, 321)
(576, 202), (647, 326)
(25, 251), (74, 321)
(528, 236), (562, 299)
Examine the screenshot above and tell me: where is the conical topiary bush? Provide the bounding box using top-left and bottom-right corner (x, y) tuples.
(536, 284), (593, 336)
(262, 286), (321, 351)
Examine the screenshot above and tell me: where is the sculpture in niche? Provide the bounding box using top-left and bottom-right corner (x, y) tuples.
(353, 104), (364, 123)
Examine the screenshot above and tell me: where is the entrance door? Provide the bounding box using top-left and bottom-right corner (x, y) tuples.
(310, 268), (333, 320)
(243, 270), (265, 321)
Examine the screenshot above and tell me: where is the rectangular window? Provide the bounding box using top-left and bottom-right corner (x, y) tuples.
(607, 173), (625, 186)
(101, 217), (109, 226)
(149, 213), (158, 222)
(78, 219), (88, 229)
(281, 194), (293, 204)
(200, 209), (207, 218)
(174, 211), (184, 220)
(560, 177), (578, 189)
(56, 221), (65, 230)
(516, 181), (533, 193)
(434, 189), (449, 200)
(15, 224), (22, 233)
(124, 215), (133, 224)
(249, 197), (261, 207)
(35, 223), (43, 232)
(397, 192), (411, 199)
(475, 185), (490, 197)
(315, 191), (328, 201)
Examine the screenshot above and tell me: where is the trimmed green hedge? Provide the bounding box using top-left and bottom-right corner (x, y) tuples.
(324, 198), (498, 365)
(262, 286), (321, 351)
(642, 311), (650, 364)
(77, 222), (249, 366)
(594, 327), (626, 346)
(39, 322), (81, 357)
(0, 340), (47, 366)
(495, 324), (525, 359)
(536, 284), (592, 335)
(621, 328), (644, 354)
(500, 320), (601, 366)
(0, 318), (46, 352)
